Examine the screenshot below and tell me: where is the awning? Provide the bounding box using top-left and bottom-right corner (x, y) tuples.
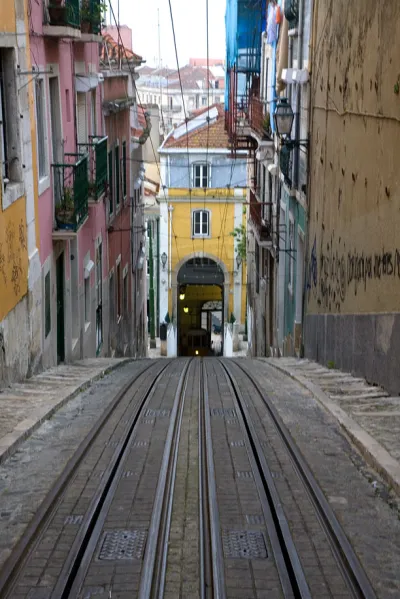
(75, 74), (100, 92)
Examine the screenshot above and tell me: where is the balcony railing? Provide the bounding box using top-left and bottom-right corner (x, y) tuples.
(78, 136), (108, 200)
(249, 97), (271, 140)
(53, 153), (89, 231)
(81, 0), (103, 34)
(249, 189), (272, 243)
(47, 0), (80, 29)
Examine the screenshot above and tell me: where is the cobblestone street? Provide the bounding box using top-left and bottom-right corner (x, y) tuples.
(0, 358), (399, 598)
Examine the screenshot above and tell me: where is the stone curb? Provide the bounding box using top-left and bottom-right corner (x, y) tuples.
(267, 361), (400, 496)
(0, 359), (134, 467)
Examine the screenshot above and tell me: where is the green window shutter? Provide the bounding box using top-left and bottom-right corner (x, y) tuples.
(108, 149), (113, 215)
(115, 145), (120, 206)
(122, 141), (127, 198)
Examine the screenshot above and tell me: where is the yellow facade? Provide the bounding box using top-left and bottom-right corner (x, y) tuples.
(0, 0), (39, 322)
(167, 189), (247, 324)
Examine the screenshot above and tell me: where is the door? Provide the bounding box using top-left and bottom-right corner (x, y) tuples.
(56, 253), (65, 363)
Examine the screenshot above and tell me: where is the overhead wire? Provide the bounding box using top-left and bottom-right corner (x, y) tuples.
(167, 0), (196, 257)
(107, 0), (181, 265)
(203, 0), (210, 262)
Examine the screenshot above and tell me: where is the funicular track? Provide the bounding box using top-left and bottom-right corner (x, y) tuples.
(0, 357), (378, 599)
(217, 358), (377, 599)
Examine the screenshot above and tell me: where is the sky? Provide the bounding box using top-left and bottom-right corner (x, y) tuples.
(108, 0), (227, 68)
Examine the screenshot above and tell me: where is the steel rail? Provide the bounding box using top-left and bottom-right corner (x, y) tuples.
(199, 359), (213, 599)
(202, 360), (227, 599)
(218, 359), (307, 599)
(226, 359), (377, 599)
(138, 358), (192, 599)
(58, 359), (180, 599)
(0, 359), (167, 599)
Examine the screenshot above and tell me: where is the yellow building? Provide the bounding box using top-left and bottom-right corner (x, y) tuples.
(157, 105), (247, 356)
(0, 0), (41, 385)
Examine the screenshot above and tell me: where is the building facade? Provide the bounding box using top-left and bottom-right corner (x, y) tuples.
(137, 63), (225, 136)
(0, 0), (41, 386)
(304, 0), (400, 394)
(158, 105), (247, 357)
(225, 0), (311, 358)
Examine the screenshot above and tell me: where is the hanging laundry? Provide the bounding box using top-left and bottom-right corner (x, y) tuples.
(266, 3), (278, 45)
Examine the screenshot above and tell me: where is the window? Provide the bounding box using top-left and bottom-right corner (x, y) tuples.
(255, 241), (260, 294)
(84, 276), (90, 323)
(91, 89), (96, 135)
(123, 270), (128, 318)
(202, 96), (207, 106)
(215, 96), (221, 103)
(108, 149), (113, 215)
(109, 271), (115, 323)
(192, 210), (210, 237)
(45, 271), (51, 338)
(35, 78), (47, 179)
(122, 141), (127, 199)
(288, 218), (295, 290)
(193, 163), (209, 188)
(117, 261), (121, 319)
(95, 242), (103, 351)
(215, 80), (219, 89)
(0, 48), (22, 193)
(115, 145), (120, 208)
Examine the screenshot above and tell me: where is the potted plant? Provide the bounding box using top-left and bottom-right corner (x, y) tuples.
(262, 113), (272, 139)
(80, 0), (106, 33)
(48, 0), (68, 26)
(55, 187), (75, 229)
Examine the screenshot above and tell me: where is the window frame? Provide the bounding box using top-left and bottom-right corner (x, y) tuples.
(0, 47), (24, 208)
(192, 209), (210, 238)
(192, 163), (210, 188)
(34, 76), (49, 186)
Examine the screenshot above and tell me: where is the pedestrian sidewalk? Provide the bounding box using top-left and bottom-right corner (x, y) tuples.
(0, 358), (130, 465)
(266, 358), (400, 495)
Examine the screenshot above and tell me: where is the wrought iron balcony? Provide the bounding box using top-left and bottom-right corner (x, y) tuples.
(52, 153), (89, 232)
(80, 0), (103, 34)
(249, 189), (272, 244)
(46, 0), (80, 30)
(78, 136), (108, 200)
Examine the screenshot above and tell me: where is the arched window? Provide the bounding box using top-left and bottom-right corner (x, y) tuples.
(192, 210), (210, 237)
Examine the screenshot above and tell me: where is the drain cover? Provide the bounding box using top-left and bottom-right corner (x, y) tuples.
(211, 408), (236, 418)
(98, 530), (147, 561)
(64, 515), (83, 525)
(144, 409), (170, 418)
(245, 515), (264, 525)
(236, 471), (253, 479)
(230, 440), (245, 447)
(222, 530), (267, 559)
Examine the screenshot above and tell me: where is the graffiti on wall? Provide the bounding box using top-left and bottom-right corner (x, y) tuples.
(0, 219), (27, 297)
(307, 233), (400, 311)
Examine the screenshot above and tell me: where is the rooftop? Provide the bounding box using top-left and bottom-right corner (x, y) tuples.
(161, 104), (231, 150)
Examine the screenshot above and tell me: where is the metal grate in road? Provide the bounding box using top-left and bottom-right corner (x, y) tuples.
(210, 407), (237, 418)
(98, 529), (147, 561)
(222, 530), (268, 559)
(236, 470), (253, 479)
(144, 408), (171, 418)
(245, 514), (264, 525)
(230, 440), (245, 447)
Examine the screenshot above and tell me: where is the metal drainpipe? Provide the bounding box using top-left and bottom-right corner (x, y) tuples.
(293, 0), (305, 188)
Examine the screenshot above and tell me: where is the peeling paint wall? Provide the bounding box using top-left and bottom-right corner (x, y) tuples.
(305, 0), (400, 393)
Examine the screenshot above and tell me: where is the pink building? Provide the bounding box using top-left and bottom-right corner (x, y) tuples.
(30, 0), (110, 365)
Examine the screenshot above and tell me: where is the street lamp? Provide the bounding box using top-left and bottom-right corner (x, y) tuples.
(161, 251), (167, 270)
(273, 98), (308, 148)
(273, 98), (294, 139)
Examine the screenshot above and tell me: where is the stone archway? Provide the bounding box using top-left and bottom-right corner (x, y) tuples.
(171, 252), (230, 325)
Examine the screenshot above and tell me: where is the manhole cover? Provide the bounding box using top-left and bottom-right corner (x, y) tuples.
(222, 530), (267, 559)
(98, 530), (147, 561)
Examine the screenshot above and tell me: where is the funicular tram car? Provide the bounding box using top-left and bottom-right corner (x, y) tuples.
(183, 328), (212, 356)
